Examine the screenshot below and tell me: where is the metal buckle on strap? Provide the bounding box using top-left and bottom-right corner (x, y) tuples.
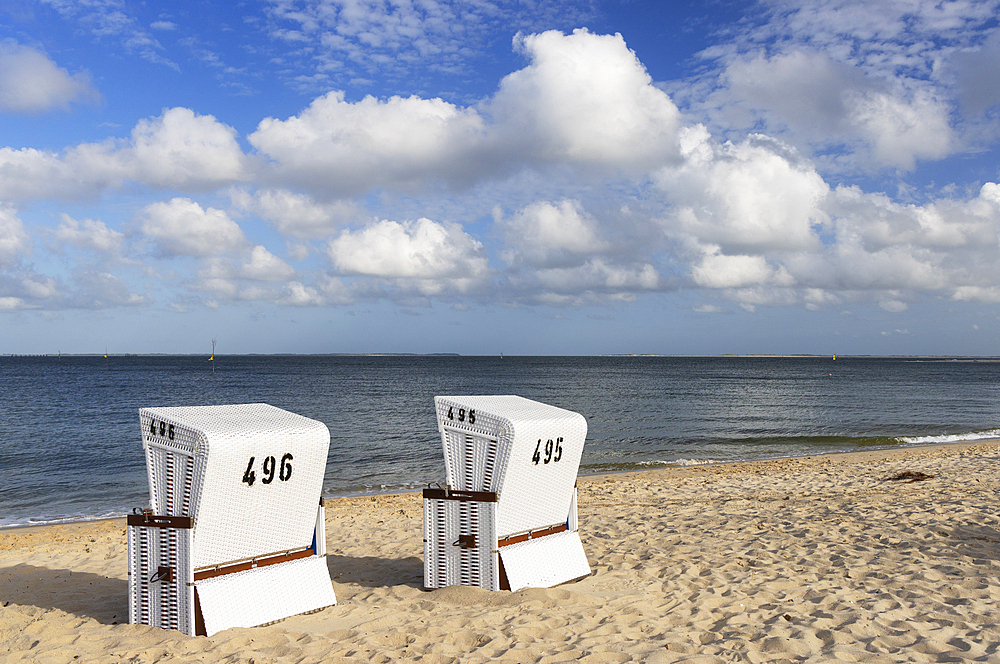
(149, 566), (174, 584)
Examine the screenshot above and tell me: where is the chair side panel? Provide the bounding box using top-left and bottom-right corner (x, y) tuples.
(127, 523), (195, 635)
(140, 409), (200, 518)
(422, 495), (497, 591)
(440, 428), (501, 492)
(436, 397), (511, 493)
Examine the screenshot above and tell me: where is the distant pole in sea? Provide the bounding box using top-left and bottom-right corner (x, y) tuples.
(210, 338), (216, 374)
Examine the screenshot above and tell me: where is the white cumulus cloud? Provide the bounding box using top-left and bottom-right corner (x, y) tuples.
(658, 129), (829, 254)
(489, 29), (683, 170)
(0, 42), (100, 113)
(249, 92), (486, 194)
(499, 199), (609, 267)
(676, 0), (998, 175)
(139, 197), (247, 257)
(0, 107), (248, 200)
(240, 245), (296, 281)
(248, 29), (688, 197)
(722, 50), (955, 170)
(230, 188), (359, 239)
(0, 205), (31, 266)
(327, 218), (487, 281)
(0, 143), (124, 201)
(127, 107), (249, 189)
(532, 258), (660, 294)
(189, 246), (297, 300)
(691, 251), (794, 289)
(52, 214), (124, 254)
(846, 88), (954, 170)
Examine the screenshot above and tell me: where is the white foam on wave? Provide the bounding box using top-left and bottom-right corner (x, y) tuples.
(896, 429), (1000, 445)
(673, 458), (723, 466)
(632, 458), (722, 467)
(0, 509), (130, 530)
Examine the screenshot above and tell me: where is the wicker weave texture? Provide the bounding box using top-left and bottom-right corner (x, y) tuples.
(434, 396), (587, 537)
(127, 523), (195, 635)
(497, 529), (591, 591)
(422, 496), (498, 590)
(440, 429), (503, 492)
(195, 556), (337, 636)
(143, 431), (200, 519)
(139, 404), (330, 568)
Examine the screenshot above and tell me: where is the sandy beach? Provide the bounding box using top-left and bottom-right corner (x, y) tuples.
(3, 441), (1000, 663)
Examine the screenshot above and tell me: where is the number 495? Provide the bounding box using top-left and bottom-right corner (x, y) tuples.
(532, 437), (563, 465)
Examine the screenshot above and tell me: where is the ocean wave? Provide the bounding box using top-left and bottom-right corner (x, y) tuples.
(0, 510), (131, 530)
(666, 458), (723, 467)
(582, 458), (725, 473)
(895, 429), (1000, 445)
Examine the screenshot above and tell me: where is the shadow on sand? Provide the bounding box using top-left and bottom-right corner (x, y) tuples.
(0, 564), (128, 624)
(325, 553), (424, 589)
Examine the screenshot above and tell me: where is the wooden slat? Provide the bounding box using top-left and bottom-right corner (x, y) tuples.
(193, 547), (316, 581)
(497, 523), (567, 548)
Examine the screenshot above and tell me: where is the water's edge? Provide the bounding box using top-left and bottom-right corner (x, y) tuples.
(5, 436), (997, 531)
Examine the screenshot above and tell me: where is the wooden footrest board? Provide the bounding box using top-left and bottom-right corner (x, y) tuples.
(497, 530), (590, 592)
(195, 555), (336, 636)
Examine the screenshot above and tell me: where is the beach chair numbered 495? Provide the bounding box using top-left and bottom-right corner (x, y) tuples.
(127, 403), (337, 636)
(423, 395), (592, 591)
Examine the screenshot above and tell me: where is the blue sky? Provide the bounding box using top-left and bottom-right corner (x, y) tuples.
(2, 0), (1000, 355)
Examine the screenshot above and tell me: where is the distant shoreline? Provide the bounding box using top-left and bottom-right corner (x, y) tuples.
(6, 353), (1000, 361)
(3, 352), (464, 358)
(599, 354), (1000, 361)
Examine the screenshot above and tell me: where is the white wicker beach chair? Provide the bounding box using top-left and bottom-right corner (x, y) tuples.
(127, 403), (337, 636)
(423, 395), (591, 591)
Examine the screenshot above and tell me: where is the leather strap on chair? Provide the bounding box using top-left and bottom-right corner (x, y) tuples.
(497, 523), (568, 548)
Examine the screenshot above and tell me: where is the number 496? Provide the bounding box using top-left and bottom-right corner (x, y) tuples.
(242, 453), (293, 486)
(532, 437), (563, 465)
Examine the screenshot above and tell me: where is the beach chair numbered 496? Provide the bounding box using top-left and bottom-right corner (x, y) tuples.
(127, 403), (337, 636)
(423, 395), (592, 591)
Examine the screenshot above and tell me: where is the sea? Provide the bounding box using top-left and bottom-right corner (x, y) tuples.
(2, 354), (1000, 529)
